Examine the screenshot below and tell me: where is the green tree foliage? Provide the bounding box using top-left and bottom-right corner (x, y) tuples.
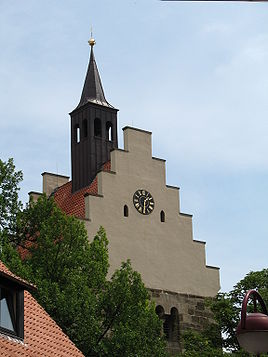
(2, 193), (166, 357)
(208, 292), (240, 351)
(231, 270), (268, 308)
(0, 158), (26, 276)
(96, 260), (166, 356)
(176, 330), (224, 357)
(0, 158), (22, 238)
(176, 329), (261, 357)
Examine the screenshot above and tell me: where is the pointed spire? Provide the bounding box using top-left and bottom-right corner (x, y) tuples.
(77, 36), (114, 109)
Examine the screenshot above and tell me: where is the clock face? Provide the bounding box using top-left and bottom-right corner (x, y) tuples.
(133, 189), (155, 215)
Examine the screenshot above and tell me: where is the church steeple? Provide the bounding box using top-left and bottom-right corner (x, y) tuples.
(70, 37), (118, 193)
(77, 38), (114, 109)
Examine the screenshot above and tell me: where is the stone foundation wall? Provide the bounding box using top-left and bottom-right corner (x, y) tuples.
(149, 288), (216, 354)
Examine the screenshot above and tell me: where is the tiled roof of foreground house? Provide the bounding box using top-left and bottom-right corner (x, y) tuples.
(0, 261), (84, 357)
(53, 161), (111, 218)
(0, 261), (35, 290)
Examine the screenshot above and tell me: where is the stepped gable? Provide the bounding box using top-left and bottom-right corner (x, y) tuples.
(0, 262), (84, 357)
(54, 161), (111, 218)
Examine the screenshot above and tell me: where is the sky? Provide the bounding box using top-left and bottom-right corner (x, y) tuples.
(1, 0), (268, 293)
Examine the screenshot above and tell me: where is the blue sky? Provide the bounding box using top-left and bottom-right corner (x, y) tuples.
(1, 0), (268, 293)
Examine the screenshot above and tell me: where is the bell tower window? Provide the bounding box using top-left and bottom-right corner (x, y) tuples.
(74, 124), (80, 143)
(83, 119), (88, 138)
(106, 122), (113, 141)
(94, 118), (102, 137)
(160, 210), (165, 223)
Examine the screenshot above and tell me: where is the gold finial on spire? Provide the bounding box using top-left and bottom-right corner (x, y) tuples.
(88, 26), (96, 47)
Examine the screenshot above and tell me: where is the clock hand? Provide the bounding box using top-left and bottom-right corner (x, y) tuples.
(143, 197), (149, 213)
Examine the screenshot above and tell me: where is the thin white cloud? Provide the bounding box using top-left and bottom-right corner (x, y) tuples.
(202, 22), (233, 35)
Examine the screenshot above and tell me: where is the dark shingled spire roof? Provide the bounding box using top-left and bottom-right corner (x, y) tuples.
(77, 42), (114, 109)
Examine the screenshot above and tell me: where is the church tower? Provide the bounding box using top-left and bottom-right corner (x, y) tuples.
(31, 35), (220, 355)
(70, 37), (118, 192)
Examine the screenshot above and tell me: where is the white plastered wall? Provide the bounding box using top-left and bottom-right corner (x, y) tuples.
(84, 127), (220, 297)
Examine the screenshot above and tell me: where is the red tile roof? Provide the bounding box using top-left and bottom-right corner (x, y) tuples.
(0, 262), (84, 357)
(54, 161), (111, 218)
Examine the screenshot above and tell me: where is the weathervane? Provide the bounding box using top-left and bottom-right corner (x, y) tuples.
(88, 26), (95, 47)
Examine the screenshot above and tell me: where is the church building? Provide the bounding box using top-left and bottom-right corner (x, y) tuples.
(30, 37), (220, 354)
